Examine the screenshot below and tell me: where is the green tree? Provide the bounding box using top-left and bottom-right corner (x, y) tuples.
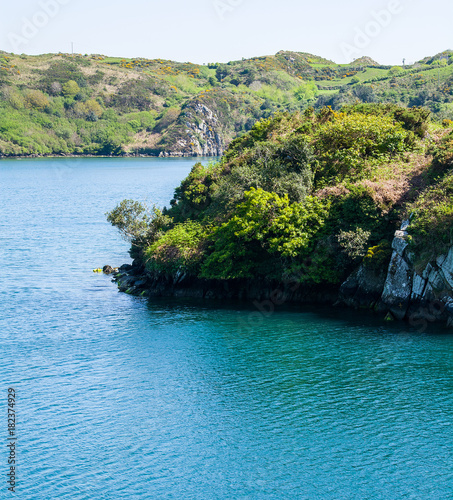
(388, 66), (404, 76)
(294, 82), (318, 101)
(74, 99), (103, 119)
(62, 80), (80, 98)
(23, 89), (49, 110)
(201, 188), (329, 280)
(106, 200), (172, 246)
(2, 87), (24, 109)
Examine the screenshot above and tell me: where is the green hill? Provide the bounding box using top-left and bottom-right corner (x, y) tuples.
(1, 50), (453, 157)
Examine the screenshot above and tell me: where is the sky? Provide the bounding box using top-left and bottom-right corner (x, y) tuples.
(0, 0), (451, 65)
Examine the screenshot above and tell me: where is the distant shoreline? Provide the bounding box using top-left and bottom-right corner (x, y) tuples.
(0, 153), (218, 160)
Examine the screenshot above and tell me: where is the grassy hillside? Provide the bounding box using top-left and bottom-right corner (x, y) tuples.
(107, 104), (453, 289)
(1, 49), (453, 157)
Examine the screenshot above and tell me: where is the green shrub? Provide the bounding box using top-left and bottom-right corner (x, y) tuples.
(200, 188), (330, 280)
(210, 135), (316, 214)
(24, 89), (49, 110)
(408, 172), (453, 262)
(341, 103), (430, 138)
(314, 112), (411, 183)
(62, 80), (80, 98)
(393, 107), (430, 138)
(388, 66), (404, 76)
(145, 221), (207, 275)
(294, 82), (318, 101)
(169, 161), (223, 221)
(1, 87), (24, 109)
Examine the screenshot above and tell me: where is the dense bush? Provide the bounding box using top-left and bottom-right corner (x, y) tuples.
(352, 85), (376, 103)
(145, 221), (207, 275)
(62, 80), (80, 98)
(210, 135), (316, 212)
(408, 172), (453, 263)
(169, 162), (223, 221)
(23, 89), (49, 110)
(200, 188), (330, 280)
(314, 112), (412, 183)
(342, 103), (430, 138)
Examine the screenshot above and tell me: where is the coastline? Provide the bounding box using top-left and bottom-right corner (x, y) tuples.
(110, 262), (339, 304)
(110, 261), (453, 330)
(109, 221), (453, 330)
(0, 152), (217, 160)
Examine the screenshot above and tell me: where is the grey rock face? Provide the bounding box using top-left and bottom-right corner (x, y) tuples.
(340, 218), (453, 326)
(339, 264), (387, 309)
(379, 220), (453, 325)
(392, 229), (409, 256)
(378, 221), (413, 319)
(411, 273), (427, 300)
(380, 252), (413, 320)
(438, 247), (453, 289)
(163, 102), (226, 157)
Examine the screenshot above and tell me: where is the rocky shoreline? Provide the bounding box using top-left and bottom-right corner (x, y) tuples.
(106, 221), (453, 329)
(109, 262), (338, 304)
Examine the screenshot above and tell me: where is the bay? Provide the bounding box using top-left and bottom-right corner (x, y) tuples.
(1, 158), (452, 499)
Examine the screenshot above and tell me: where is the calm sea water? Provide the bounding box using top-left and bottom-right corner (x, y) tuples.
(1, 157), (452, 499)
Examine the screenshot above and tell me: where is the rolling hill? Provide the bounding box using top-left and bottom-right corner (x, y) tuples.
(0, 49), (452, 157)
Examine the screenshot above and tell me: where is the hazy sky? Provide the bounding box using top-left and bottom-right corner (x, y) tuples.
(1, 0), (451, 65)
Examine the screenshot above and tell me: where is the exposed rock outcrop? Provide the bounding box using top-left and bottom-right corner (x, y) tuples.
(339, 264), (387, 310)
(157, 101), (226, 157)
(340, 220), (453, 327)
(379, 221), (413, 320)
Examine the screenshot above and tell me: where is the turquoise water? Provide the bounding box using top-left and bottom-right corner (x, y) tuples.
(1, 158), (453, 499)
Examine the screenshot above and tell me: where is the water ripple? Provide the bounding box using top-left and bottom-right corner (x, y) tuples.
(1, 159), (453, 499)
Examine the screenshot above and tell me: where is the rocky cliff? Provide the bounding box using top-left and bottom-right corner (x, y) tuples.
(340, 221), (453, 328)
(157, 90), (259, 157)
(159, 101), (226, 157)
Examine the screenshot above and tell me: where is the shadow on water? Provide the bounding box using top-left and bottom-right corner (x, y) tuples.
(140, 295), (453, 338)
